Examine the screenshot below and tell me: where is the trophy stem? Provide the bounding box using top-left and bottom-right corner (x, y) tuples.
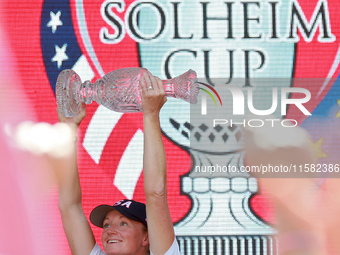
(76, 80), (97, 105)
(163, 81), (176, 98)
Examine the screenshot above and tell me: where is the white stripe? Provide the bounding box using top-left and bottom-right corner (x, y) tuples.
(75, 0), (105, 77)
(262, 236), (267, 255)
(247, 237), (253, 255)
(72, 55), (95, 81)
(231, 237), (237, 255)
(114, 129), (144, 199)
(201, 93), (207, 115)
(83, 106), (123, 164)
(317, 44), (340, 97)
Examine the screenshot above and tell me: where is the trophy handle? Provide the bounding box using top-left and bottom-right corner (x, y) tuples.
(56, 69), (82, 117)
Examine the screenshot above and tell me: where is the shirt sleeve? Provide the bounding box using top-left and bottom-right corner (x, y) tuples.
(150, 237), (180, 255)
(89, 243), (106, 255)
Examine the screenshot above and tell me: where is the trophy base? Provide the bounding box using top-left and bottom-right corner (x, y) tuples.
(56, 69), (82, 117)
(176, 235), (278, 255)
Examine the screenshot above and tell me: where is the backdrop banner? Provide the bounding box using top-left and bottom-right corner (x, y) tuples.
(1, 0), (340, 254)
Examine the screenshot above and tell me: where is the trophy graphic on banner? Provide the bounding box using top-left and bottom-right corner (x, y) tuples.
(159, 79), (280, 254)
(56, 67), (198, 117)
(135, 0), (296, 253)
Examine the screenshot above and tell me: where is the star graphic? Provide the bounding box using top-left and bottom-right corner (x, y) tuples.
(52, 44), (68, 69)
(47, 11), (63, 33)
(309, 137), (328, 160)
(335, 99), (340, 118)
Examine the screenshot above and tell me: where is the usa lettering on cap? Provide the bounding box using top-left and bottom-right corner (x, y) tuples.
(114, 200), (132, 208)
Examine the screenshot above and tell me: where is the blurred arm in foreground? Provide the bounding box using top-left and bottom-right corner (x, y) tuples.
(243, 124), (326, 255)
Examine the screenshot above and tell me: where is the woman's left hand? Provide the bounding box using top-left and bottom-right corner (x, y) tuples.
(141, 71), (167, 117)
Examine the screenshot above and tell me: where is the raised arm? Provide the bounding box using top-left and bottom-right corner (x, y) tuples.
(243, 125), (324, 255)
(141, 72), (176, 255)
(57, 104), (96, 255)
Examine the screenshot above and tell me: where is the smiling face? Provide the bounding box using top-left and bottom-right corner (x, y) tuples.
(101, 210), (149, 255)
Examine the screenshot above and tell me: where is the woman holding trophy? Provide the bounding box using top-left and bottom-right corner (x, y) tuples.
(57, 70), (181, 255)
